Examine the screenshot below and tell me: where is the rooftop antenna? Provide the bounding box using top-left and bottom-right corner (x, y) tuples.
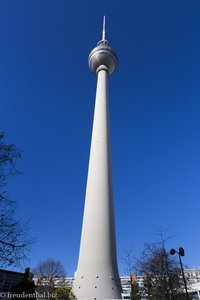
(102, 15), (106, 40)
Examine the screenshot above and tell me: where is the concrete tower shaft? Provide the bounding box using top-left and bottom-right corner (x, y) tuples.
(73, 18), (122, 300)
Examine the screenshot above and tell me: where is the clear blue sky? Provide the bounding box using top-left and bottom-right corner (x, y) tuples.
(1, 0), (200, 276)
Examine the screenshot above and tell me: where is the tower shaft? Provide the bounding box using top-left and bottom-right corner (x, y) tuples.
(73, 67), (122, 299)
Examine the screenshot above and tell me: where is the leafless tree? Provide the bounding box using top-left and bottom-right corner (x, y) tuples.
(0, 132), (32, 267)
(33, 258), (67, 299)
(136, 231), (187, 299)
(32, 258), (66, 286)
(122, 249), (140, 300)
(122, 248), (135, 276)
(122, 231), (188, 299)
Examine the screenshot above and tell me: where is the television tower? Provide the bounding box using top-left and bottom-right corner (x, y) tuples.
(73, 17), (122, 300)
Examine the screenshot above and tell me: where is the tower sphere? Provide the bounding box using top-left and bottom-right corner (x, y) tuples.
(88, 40), (118, 75)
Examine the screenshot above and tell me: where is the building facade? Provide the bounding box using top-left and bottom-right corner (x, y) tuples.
(32, 270), (200, 299)
(0, 269), (25, 293)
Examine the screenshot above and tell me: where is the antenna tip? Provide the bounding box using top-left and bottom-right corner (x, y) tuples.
(102, 15), (106, 40)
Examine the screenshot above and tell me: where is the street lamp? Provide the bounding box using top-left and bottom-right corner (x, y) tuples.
(170, 247), (189, 300)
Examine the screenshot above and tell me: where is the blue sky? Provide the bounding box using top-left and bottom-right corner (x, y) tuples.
(1, 0), (200, 276)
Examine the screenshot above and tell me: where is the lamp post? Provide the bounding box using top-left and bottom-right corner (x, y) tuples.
(170, 247), (189, 300)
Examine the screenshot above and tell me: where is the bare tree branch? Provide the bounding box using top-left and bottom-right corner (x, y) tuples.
(0, 132), (32, 267)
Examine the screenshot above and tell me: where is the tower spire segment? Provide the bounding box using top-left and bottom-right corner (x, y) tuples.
(102, 15), (106, 40)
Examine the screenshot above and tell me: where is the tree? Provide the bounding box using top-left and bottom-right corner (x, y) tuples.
(0, 132), (31, 267)
(122, 249), (141, 300)
(56, 287), (71, 300)
(32, 258), (66, 287)
(130, 273), (140, 300)
(136, 234), (187, 300)
(33, 259), (68, 299)
(122, 231), (189, 299)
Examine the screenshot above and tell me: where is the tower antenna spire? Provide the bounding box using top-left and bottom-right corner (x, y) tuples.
(102, 15), (106, 40)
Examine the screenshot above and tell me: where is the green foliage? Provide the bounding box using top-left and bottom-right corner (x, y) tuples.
(56, 287), (71, 300)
